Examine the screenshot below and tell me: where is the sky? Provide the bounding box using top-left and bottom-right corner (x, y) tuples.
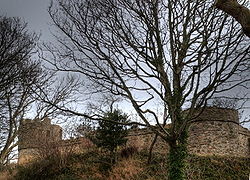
(0, 0), (52, 41)
(0, 0), (249, 128)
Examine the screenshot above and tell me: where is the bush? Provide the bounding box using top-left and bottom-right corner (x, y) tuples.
(108, 158), (143, 180)
(15, 155), (79, 180)
(120, 146), (138, 159)
(185, 155), (250, 180)
(13, 149), (250, 180)
(0, 164), (17, 180)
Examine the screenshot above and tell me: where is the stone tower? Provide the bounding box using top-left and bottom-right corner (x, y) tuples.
(18, 117), (62, 164)
(187, 107), (250, 157)
(126, 107), (250, 157)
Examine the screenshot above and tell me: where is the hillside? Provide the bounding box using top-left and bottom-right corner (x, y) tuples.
(1, 148), (249, 180)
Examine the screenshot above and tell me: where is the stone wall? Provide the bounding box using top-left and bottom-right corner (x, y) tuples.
(59, 137), (93, 154)
(18, 118), (94, 164)
(18, 107), (250, 164)
(188, 121), (240, 156)
(126, 128), (169, 154)
(18, 117), (63, 164)
(188, 107), (237, 156)
(238, 126), (250, 157)
(127, 107), (250, 157)
(19, 117), (62, 150)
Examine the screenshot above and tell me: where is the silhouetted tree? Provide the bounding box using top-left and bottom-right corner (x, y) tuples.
(0, 16), (38, 96)
(0, 16), (64, 165)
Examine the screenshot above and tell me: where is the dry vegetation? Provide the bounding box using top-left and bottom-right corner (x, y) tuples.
(1, 146), (249, 180)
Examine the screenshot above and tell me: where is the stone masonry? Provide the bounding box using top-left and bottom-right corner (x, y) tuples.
(18, 107), (250, 164)
(187, 107), (249, 157)
(18, 117), (62, 164)
(18, 117), (93, 164)
(127, 107), (250, 157)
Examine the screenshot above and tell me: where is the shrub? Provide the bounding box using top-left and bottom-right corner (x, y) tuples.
(108, 158), (143, 180)
(120, 146), (138, 159)
(14, 153), (78, 180)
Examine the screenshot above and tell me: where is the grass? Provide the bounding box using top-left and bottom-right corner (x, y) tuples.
(1, 148), (249, 180)
(0, 164), (17, 180)
(185, 155), (250, 180)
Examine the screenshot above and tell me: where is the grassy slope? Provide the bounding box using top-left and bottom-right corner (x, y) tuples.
(2, 150), (250, 180)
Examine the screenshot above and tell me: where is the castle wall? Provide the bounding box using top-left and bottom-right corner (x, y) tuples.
(238, 127), (250, 157)
(18, 117), (94, 165)
(127, 107), (250, 157)
(126, 129), (169, 154)
(187, 121), (240, 156)
(18, 107), (250, 165)
(59, 138), (94, 154)
(18, 118), (63, 164)
(19, 118), (62, 150)
(187, 107), (249, 157)
(18, 148), (40, 165)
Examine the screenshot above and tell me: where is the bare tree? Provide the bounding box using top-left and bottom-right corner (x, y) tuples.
(215, 0), (250, 38)
(46, 0), (250, 179)
(0, 17), (38, 96)
(0, 76), (36, 164)
(0, 16), (40, 164)
(0, 16), (68, 165)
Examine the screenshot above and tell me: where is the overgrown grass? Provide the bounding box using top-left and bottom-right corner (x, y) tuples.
(7, 149), (250, 180)
(0, 163), (16, 180)
(185, 155), (250, 180)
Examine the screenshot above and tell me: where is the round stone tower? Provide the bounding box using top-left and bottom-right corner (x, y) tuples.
(187, 107), (240, 156)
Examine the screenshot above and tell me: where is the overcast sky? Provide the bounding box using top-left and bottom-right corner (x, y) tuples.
(1, 0), (249, 128)
(0, 0), (52, 41)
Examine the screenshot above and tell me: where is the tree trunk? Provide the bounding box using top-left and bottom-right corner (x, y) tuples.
(0, 140), (12, 165)
(215, 0), (250, 38)
(147, 134), (158, 164)
(167, 131), (188, 180)
(0, 148), (10, 165)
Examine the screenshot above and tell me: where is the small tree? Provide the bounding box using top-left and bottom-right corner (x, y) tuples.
(92, 110), (129, 163)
